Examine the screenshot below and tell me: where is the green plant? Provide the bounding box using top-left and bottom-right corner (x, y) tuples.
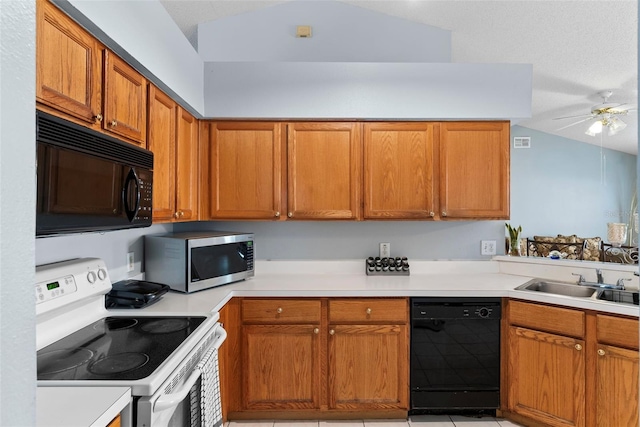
(505, 223), (522, 241)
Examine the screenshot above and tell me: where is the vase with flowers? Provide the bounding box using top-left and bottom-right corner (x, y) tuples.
(506, 223), (522, 256)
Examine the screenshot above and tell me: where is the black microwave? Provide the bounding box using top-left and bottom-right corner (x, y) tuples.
(36, 111), (153, 236)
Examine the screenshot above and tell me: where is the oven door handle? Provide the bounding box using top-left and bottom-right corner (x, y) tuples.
(153, 327), (227, 413)
(154, 368), (202, 412)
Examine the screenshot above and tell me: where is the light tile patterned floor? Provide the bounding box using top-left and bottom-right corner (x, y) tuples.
(226, 416), (523, 427)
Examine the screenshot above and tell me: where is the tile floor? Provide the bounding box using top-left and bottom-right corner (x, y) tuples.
(226, 416), (523, 427)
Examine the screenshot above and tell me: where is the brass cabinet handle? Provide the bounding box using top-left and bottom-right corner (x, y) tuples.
(575, 344), (583, 351)
(313, 328), (319, 334)
(329, 329), (335, 336)
(366, 308), (372, 315)
(429, 211), (435, 217)
(109, 120), (117, 127)
(94, 113), (103, 122)
(275, 211), (280, 218)
(179, 211), (184, 217)
(276, 307), (283, 314)
(598, 349), (606, 356)
(288, 212), (293, 218)
(441, 211), (447, 217)
(174, 212), (180, 219)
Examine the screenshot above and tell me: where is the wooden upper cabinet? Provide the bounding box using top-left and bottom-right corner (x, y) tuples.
(175, 107), (199, 221)
(287, 122), (362, 220)
(364, 122), (437, 219)
(36, 0), (102, 125)
(439, 122), (510, 219)
(147, 85), (176, 222)
(103, 51), (147, 146)
(207, 122), (284, 220)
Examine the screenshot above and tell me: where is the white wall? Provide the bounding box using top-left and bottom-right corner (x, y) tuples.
(36, 224), (172, 282)
(204, 61), (532, 119)
(510, 125), (637, 240)
(197, 0), (451, 62)
(0, 1), (36, 425)
(65, 0), (205, 114)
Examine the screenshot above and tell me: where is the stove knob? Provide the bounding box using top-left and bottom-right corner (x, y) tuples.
(87, 271), (97, 284)
(478, 307), (490, 318)
(97, 268), (107, 281)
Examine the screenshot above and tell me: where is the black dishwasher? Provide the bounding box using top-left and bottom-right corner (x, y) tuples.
(410, 297), (501, 414)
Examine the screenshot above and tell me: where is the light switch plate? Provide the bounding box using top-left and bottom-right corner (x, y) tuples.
(380, 242), (391, 258)
(127, 252), (135, 272)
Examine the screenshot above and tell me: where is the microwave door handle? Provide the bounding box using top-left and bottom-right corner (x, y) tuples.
(123, 168), (141, 222)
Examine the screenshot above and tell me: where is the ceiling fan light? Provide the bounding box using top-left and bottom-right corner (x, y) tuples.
(586, 120), (603, 136)
(608, 117), (627, 135)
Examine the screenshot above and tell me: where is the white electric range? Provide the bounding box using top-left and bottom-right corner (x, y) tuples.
(36, 258), (226, 427)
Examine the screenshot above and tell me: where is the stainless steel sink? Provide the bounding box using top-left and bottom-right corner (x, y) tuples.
(516, 279), (597, 298)
(596, 289), (639, 305)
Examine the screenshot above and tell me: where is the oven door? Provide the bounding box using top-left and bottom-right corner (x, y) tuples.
(136, 325), (226, 427)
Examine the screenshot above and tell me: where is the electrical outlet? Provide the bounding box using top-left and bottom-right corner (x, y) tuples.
(127, 252), (135, 272)
(481, 240), (497, 256)
(380, 242), (391, 258)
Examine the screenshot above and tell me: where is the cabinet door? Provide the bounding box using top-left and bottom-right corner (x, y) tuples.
(328, 324), (408, 410)
(209, 122), (283, 219)
(242, 324), (321, 410)
(287, 122), (361, 220)
(175, 107), (199, 221)
(595, 344), (639, 427)
(36, 0), (102, 125)
(103, 51), (147, 145)
(439, 122), (509, 219)
(508, 326), (585, 427)
(147, 86), (176, 222)
(364, 123), (436, 219)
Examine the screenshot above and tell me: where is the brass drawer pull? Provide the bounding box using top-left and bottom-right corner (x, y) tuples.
(597, 349), (606, 356)
(276, 307), (283, 314)
(575, 344), (583, 351)
(366, 308), (372, 315)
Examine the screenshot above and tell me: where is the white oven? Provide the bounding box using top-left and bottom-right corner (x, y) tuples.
(35, 258), (226, 427)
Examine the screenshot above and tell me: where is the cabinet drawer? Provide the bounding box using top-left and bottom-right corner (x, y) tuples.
(508, 300), (584, 338)
(242, 299), (321, 324)
(596, 314), (639, 350)
(329, 298), (408, 324)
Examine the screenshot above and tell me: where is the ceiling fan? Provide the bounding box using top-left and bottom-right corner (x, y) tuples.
(554, 90), (636, 136)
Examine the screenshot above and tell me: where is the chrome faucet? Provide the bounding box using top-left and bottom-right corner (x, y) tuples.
(573, 269), (627, 290)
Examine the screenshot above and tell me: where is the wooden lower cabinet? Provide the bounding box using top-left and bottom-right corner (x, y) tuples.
(225, 297), (408, 419)
(329, 324), (408, 410)
(504, 299), (639, 427)
(243, 324), (321, 410)
(507, 326), (586, 427)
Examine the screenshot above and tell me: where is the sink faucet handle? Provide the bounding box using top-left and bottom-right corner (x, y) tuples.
(572, 273), (585, 283)
(616, 278), (631, 290)
(595, 268), (604, 284)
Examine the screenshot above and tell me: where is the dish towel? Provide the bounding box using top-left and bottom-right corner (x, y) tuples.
(192, 347), (223, 427)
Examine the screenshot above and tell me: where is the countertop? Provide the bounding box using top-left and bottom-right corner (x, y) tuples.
(129, 258), (640, 318)
(37, 387), (130, 427)
(40, 257), (637, 427)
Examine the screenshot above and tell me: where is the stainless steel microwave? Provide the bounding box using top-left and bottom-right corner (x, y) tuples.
(144, 231), (255, 293)
(36, 111), (153, 236)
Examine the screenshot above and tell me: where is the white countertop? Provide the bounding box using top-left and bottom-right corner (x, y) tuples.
(132, 258), (639, 318)
(37, 387), (130, 427)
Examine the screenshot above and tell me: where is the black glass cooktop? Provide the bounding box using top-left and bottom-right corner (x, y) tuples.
(37, 316), (206, 381)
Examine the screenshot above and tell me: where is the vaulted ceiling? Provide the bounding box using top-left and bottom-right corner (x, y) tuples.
(161, 0), (638, 154)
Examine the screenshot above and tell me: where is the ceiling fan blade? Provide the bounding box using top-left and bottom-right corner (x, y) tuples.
(553, 113), (595, 120)
(556, 116), (596, 131)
